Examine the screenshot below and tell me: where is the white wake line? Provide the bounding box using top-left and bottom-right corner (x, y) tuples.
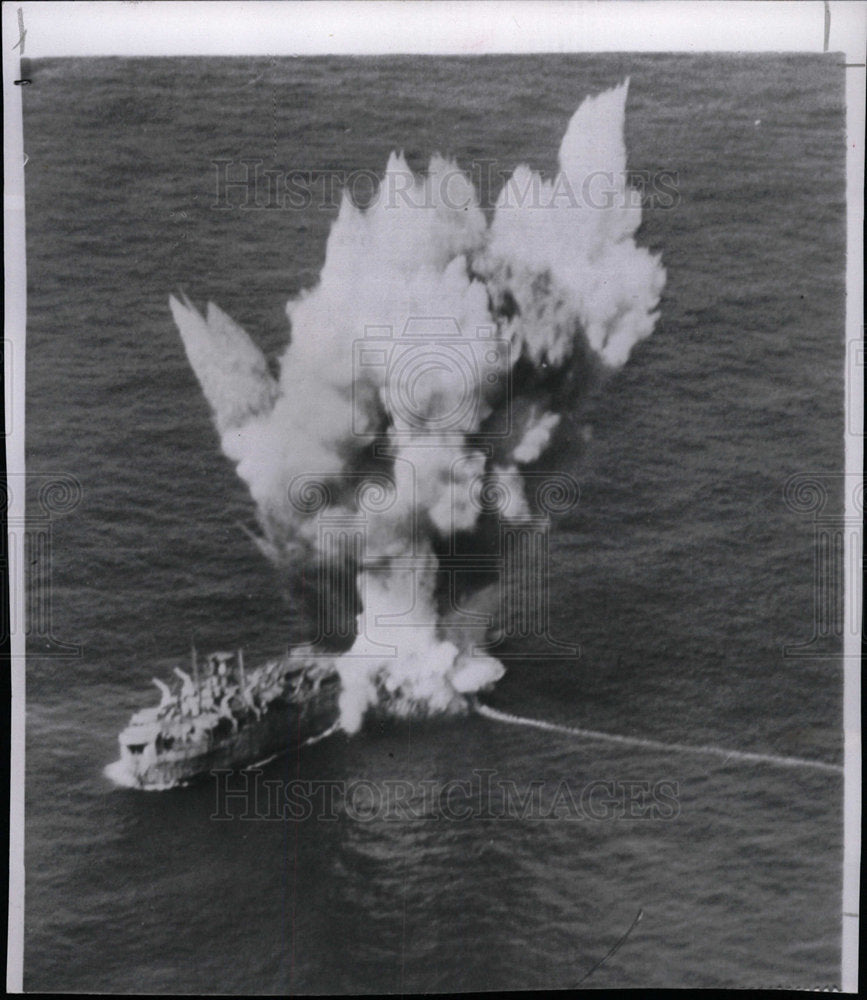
(475, 704), (844, 775)
(302, 721), (342, 747)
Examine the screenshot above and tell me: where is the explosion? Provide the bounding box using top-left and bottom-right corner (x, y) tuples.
(170, 80), (665, 734)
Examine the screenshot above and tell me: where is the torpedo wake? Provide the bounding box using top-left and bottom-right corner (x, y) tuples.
(474, 703), (844, 775)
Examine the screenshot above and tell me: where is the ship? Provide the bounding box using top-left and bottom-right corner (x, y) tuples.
(107, 646), (342, 790)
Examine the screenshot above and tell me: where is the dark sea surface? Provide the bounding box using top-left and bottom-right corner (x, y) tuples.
(23, 55), (845, 992)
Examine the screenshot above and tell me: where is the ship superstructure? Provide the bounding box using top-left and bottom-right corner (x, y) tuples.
(108, 647), (340, 789)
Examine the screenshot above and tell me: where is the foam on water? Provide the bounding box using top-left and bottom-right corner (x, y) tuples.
(475, 704), (844, 774)
(102, 759), (191, 791)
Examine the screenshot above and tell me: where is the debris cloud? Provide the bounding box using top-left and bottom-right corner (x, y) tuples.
(170, 80), (665, 733)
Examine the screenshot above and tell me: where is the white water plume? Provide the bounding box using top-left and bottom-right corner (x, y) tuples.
(170, 80), (665, 734)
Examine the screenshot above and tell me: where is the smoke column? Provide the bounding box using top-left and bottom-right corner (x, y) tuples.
(170, 80), (666, 734)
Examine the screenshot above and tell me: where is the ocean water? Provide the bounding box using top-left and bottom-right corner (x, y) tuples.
(22, 54), (845, 992)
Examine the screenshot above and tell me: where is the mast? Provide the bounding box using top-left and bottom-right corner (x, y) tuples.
(237, 647), (247, 699)
(191, 637), (201, 712)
